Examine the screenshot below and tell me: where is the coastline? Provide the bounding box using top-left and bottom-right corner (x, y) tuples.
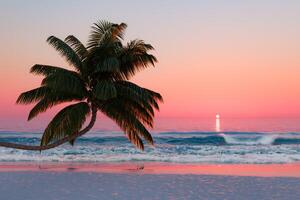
(1, 162), (300, 199)
(1, 169), (300, 200)
(0, 162), (300, 177)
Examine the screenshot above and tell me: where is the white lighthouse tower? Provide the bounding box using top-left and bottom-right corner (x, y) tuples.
(215, 114), (220, 132)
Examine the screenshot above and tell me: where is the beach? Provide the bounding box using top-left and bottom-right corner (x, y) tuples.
(0, 130), (300, 199)
(0, 163), (300, 200)
(1, 130), (300, 199)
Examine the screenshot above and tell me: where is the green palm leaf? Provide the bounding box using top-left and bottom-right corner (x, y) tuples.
(41, 102), (90, 146)
(87, 21), (127, 50)
(47, 36), (83, 72)
(64, 35), (88, 60)
(30, 64), (78, 77)
(116, 81), (163, 109)
(127, 130), (144, 150)
(119, 40), (157, 79)
(28, 92), (85, 121)
(93, 80), (117, 101)
(41, 71), (87, 95)
(95, 57), (120, 73)
(98, 99), (154, 149)
(115, 85), (154, 116)
(16, 86), (50, 105)
(118, 98), (154, 128)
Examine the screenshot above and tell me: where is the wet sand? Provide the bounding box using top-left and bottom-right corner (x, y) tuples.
(0, 172), (300, 200)
(1, 163), (300, 200)
(0, 162), (300, 177)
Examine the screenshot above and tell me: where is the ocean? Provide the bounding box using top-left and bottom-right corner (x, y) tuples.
(0, 117), (300, 164)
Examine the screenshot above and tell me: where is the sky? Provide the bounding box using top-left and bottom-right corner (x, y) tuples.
(0, 0), (300, 129)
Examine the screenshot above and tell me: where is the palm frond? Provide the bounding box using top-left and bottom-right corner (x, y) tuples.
(119, 40), (157, 79)
(127, 39), (155, 51)
(98, 99), (154, 149)
(116, 81), (163, 110)
(16, 86), (50, 105)
(115, 97), (154, 128)
(64, 35), (88, 60)
(41, 71), (87, 96)
(127, 130), (144, 150)
(95, 57), (120, 73)
(93, 80), (117, 101)
(87, 21), (127, 50)
(28, 92), (85, 121)
(30, 64), (79, 77)
(47, 36), (83, 72)
(41, 102), (90, 146)
(116, 84), (155, 115)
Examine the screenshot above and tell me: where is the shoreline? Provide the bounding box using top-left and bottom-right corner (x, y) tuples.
(1, 170), (300, 199)
(0, 162), (300, 177)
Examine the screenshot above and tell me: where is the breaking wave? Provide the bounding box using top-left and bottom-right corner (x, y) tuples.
(0, 131), (300, 163)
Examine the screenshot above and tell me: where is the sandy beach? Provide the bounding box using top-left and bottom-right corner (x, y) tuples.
(0, 163), (299, 200)
(0, 171), (299, 200)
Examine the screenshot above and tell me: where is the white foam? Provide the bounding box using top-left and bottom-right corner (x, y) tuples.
(219, 133), (277, 145)
(0, 143), (299, 164)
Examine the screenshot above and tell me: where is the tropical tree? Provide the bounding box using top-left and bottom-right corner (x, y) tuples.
(0, 20), (162, 151)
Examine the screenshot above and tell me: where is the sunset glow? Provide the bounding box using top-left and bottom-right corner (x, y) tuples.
(0, 1), (300, 127)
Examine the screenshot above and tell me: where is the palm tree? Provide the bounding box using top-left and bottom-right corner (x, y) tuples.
(0, 20), (162, 151)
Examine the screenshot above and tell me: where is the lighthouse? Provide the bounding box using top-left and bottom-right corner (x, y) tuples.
(215, 114), (220, 132)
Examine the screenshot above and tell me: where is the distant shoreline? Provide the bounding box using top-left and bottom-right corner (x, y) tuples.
(0, 162), (300, 177)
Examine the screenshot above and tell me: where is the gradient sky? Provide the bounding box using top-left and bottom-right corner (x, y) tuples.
(0, 0), (300, 126)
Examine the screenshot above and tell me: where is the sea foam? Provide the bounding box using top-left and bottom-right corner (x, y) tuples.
(0, 131), (300, 163)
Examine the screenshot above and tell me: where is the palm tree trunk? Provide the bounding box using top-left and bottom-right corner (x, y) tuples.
(0, 106), (97, 151)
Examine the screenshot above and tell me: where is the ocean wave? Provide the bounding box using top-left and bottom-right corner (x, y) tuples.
(164, 136), (226, 145)
(1, 133), (300, 146)
(0, 144), (299, 164)
(219, 134), (276, 145)
(1, 131), (300, 163)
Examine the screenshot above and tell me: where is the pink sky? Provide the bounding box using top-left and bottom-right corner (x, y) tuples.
(0, 1), (300, 123)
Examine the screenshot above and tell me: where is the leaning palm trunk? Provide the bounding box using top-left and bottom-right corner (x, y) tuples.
(0, 106), (97, 150)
